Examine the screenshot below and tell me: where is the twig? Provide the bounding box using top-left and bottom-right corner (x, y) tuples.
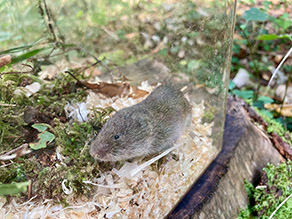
(65, 71), (83, 84)
(0, 70), (33, 76)
(42, 0), (58, 43)
(268, 47), (292, 86)
(0, 144), (32, 161)
(0, 103), (17, 107)
(101, 27), (119, 41)
(27, 180), (32, 200)
(0, 161), (13, 168)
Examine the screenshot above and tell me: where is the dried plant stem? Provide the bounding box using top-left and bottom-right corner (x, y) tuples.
(268, 193), (292, 219)
(268, 47), (292, 86)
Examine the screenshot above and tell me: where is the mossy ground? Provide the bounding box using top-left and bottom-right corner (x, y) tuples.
(238, 161), (292, 219)
(0, 68), (114, 201)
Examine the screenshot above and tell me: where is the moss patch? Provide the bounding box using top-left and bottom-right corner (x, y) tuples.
(0, 67), (113, 201)
(238, 161), (292, 219)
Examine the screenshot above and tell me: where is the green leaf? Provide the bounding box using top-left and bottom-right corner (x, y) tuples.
(232, 89), (254, 99)
(257, 34), (292, 41)
(10, 48), (46, 65)
(158, 48), (168, 56)
(0, 38), (48, 55)
(0, 45), (34, 55)
(257, 109), (273, 118)
(0, 181), (30, 196)
(29, 131), (55, 150)
(243, 8), (268, 21)
(31, 123), (50, 132)
(187, 60), (200, 71)
(258, 96), (274, 104)
(271, 13), (292, 31)
(229, 80), (236, 90)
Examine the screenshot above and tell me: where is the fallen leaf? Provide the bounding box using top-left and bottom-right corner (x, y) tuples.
(31, 123), (49, 132)
(29, 124), (55, 150)
(29, 131), (55, 150)
(0, 55), (11, 68)
(82, 82), (131, 98)
(265, 103), (292, 117)
(129, 86), (149, 99)
(0, 143), (31, 161)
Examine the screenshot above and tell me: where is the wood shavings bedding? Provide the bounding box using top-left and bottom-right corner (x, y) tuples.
(1, 82), (218, 219)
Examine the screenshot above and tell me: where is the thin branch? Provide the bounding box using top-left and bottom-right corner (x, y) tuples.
(268, 47), (292, 86)
(42, 0), (58, 43)
(268, 193), (292, 219)
(0, 144), (32, 161)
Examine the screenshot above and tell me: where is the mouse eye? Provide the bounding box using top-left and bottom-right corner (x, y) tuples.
(114, 135), (120, 140)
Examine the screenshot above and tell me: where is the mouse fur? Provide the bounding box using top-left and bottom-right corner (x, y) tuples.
(90, 84), (192, 162)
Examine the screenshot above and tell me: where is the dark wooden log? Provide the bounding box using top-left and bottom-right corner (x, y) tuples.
(167, 96), (285, 219)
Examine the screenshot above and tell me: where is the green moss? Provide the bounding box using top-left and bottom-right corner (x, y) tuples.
(202, 106), (216, 123)
(238, 161), (292, 219)
(0, 67), (114, 200)
(254, 107), (292, 146)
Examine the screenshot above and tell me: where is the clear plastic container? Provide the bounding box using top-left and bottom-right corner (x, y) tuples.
(0, 0), (236, 218)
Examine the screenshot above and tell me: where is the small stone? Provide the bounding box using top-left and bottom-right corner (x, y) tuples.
(154, 22), (161, 31)
(232, 68), (250, 88)
(144, 39), (154, 48)
(187, 40), (194, 46)
(151, 35), (161, 43)
(163, 36), (168, 44)
(141, 32), (149, 39)
(178, 50), (185, 58)
(181, 36), (187, 43)
(274, 54), (283, 64)
(162, 3), (174, 11)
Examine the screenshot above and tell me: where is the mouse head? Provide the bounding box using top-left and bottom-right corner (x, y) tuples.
(90, 107), (151, 162)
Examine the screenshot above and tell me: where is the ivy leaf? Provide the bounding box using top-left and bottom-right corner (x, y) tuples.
(0, 181), (30, 195)
(29, 123), (55, 150)
(31, 123), (50, 132)
(243, 8), (268, 22)
(29, 131), (55, 150)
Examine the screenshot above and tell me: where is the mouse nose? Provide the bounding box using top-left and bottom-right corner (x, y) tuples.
(90, 146), (107, 160)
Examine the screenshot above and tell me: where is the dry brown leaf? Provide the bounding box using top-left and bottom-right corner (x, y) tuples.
(0, 55), (11, 68)
(82, 81), (149, 99)
(129, 86), (149, 99)
(82, 82), (131, 98)
(265, 103), (292, 117)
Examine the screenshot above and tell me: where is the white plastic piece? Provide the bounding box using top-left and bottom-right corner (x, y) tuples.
(61, 179), (73, 195)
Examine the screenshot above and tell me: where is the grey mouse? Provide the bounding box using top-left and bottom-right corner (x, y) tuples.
(90, 84), (192, 162)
